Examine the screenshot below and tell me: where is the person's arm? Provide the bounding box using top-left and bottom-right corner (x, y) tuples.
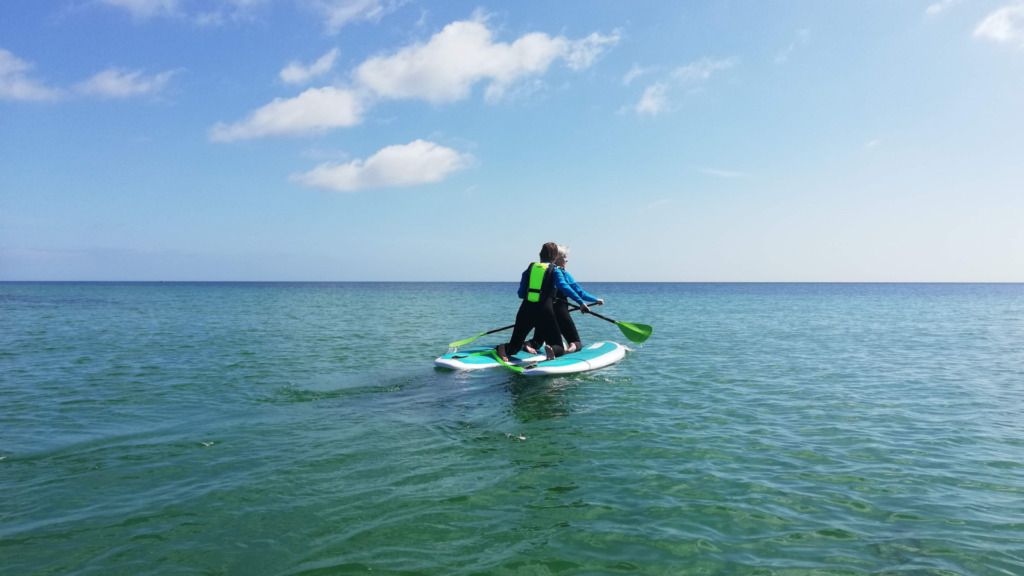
(516, 266), (530, 299)
(552, 268), (591, 311)
(560, 269), (601, 304)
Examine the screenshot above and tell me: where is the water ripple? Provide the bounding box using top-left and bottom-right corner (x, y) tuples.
(2, 283), (1023, 575)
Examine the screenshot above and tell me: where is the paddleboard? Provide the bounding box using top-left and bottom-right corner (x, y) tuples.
(521, 341), (626, 376)
(434, 346), (546, 371)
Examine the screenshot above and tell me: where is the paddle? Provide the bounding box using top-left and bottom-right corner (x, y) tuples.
(569, 304), (653, 344)
(448, 323), (515, 348)
(448, 303), (652, 348)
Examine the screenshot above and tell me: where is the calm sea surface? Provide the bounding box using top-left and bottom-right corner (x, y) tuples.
(2, 282), (1023, 575)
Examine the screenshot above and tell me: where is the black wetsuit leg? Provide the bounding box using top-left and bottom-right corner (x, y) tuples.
(503, 301), (538, 356)
(553, 300), (581, 351)
(534, 299), (565, 357)
(525, 330), (545, 352)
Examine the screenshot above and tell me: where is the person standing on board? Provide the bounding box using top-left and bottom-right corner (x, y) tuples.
(526, 244), (603, 355)
(496, 242), (599, 362)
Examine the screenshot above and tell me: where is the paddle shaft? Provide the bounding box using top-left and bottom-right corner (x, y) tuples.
(568, 303), (617, 325)
(453, 302), (635, 348)
(460, 302), (604, 342)
(463, 305), (607, 340)
(481, 323), (516, 336)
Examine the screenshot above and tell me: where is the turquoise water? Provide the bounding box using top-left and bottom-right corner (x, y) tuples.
(2, 282), (1023, 575)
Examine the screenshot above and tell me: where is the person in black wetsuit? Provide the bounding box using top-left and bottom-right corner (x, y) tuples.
(526, 244), (604, 355)
(496, 242), (566, 362)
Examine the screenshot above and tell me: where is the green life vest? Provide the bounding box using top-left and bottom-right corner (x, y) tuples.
(526, 262), (550, 303)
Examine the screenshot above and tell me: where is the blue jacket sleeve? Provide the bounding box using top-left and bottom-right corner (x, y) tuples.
(552, 268), (597, 306)
(560, 269), (599, 303)
(517, 266), (530, 299)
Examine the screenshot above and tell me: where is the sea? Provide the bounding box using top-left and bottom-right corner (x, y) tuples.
(2, 282), (1023, 576)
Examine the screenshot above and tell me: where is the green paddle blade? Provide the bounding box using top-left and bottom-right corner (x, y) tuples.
(448, 332), (486, 348)
(616, 321), (653, 343)
(481, 350), (524, 373)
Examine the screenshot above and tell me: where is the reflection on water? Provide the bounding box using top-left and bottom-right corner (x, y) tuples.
(507, 377), (576, 422)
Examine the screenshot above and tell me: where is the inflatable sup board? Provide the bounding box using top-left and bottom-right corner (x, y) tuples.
(520, 341), (626, 376)
(434, 346), (546, 371)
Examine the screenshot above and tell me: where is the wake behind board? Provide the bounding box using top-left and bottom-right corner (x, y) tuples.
(435, 346), (546, 371)
(520, 341), (626, 376)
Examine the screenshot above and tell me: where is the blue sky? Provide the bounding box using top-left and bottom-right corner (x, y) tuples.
(2, 0), (1023, 281)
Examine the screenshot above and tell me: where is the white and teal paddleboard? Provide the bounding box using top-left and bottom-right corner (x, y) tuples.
(434, 341), (626, 375)
(520, 341), (626, 376)
(434, 346), (546, 370)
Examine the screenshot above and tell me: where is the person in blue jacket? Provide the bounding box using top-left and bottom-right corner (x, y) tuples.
(525, 244), (603, 355)
(496, 242), (602, 362)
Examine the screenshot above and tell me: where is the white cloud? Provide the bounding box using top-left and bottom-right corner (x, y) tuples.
(355, 17), (619, 104)
(75, 68), (179, 98)
(926, 0), (964, 16)
(0, 49), (61, 101)
(101, 0), (178, 19)
(622, 64), (650, 86)
(564, 30), (621, 70)
(670, 57), (738, 81)
(975, 4), (1024, 47)
(280, 48), (340, 85)
(209, 86), (364, 141)
(636, 82), (669, 116)
(632, 56), (737, 116)
(102, 0), (271, 24)
(309, 0), (405, 35)
(292, 139), (471, 192)
(211, 16), (618, 141)
(195, 1), (269, 26)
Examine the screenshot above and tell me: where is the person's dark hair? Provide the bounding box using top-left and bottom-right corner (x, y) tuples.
(539, 242), (558, 262)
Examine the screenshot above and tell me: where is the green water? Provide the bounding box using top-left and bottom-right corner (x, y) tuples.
(2, 282), (1022, 575)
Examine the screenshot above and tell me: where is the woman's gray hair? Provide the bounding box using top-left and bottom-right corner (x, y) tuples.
(557, 245), (570, 259)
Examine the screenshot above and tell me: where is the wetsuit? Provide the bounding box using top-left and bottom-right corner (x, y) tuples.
(499, 262), (565, 358)
(528, 267), (600, 352)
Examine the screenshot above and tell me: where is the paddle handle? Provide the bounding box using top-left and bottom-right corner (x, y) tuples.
(568, 304), (617, 325)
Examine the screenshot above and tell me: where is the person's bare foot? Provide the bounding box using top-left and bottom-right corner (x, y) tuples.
(524, 343), (537, 354)
(565, 343), (577, 354)
(544, 344), (555, 361)
(496, 344), (509, 362)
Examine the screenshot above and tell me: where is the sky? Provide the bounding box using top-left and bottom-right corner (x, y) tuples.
(1, 0), (1023, 281)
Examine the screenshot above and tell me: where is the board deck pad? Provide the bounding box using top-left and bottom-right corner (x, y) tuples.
(520, 341), (626, 376)
(434, 346), (546, 370)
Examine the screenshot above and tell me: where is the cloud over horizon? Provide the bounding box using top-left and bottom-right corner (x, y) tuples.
(975, 4), (1024, 47)
(209, 86), (364, 141)
(925, 0), (964, 16)
(101, 0), (179, 19)
(635, 82), (668, 115)
(356, 17), (619, 103)
(291, 139), (471, 192)
(75, 68), (180, 98)
(632, 56), (737, 116)
(280, 48), (340, 85)
(0, 49), (62, 101)
(212, 15), (619, 142)
(312, 0), (406, 34)
(99, 0), (390, 30)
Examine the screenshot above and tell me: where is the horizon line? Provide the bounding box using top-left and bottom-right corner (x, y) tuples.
(3, 280), (1023, 285)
